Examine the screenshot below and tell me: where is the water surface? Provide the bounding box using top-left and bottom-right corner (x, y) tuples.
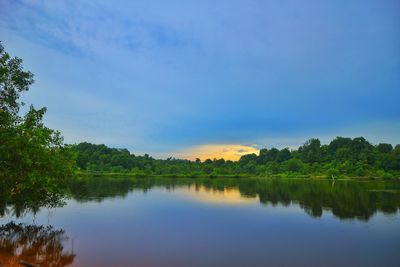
(1, 177), (400, 267)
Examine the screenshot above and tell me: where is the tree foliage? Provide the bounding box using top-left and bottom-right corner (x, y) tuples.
(0, 42), (75, 197)
(71, 136), (400, 178)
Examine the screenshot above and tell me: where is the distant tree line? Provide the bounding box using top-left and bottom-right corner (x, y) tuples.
(71, 137), (400, 179)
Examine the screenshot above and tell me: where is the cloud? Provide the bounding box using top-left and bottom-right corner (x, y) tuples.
(1, 0), (194, 58)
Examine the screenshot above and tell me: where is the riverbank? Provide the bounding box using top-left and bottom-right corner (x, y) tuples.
(76, 171), (399, 181)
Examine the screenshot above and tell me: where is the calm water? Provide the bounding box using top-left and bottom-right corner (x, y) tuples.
(1, 177), (400, 267)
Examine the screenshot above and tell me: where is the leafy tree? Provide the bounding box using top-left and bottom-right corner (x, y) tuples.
(285, 158), (304, 172)
(329, 137), (353, 155)
(258, 147), (279, 163)
(392, 145), (400, 171)
(376, 143), (393, 154)
(0, 42), (75, 196)
(298, 138), (321, 163)
(239, 153), (258, 166)
(276, 148), (291, 163)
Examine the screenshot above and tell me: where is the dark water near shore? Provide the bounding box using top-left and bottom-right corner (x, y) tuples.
(1, 177), (400, 267)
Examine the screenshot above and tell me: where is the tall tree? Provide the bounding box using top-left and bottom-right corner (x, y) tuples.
(0, 42), (75, 197)
(298, 138), (321, 163)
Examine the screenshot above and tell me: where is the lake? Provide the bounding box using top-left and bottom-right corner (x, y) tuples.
(1, 177), (400, 267)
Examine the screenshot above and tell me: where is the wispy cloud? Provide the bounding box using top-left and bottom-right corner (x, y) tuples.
(1, 0), (193, 57)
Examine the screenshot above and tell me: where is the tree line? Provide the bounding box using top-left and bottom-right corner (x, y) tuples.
(71, 137), (400, 179)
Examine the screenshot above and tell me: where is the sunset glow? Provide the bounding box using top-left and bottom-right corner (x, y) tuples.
(175, 144), (259, 161)
(176, 186), (258, 206)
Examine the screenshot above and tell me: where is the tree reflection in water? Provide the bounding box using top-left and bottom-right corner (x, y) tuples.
(2, 176), (398, 222)
(0, 188), (66, 219)
(0, 222), (75, 267)
(68, 176), (400, 221)
(0, 187), (74, 267)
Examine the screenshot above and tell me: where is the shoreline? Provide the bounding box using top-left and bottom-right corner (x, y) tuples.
(76, 171), (400, 181)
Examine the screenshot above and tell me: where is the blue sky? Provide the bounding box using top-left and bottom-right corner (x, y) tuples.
(1, 0), (399, 158)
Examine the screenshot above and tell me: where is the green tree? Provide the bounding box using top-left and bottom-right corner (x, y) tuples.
(258, 148), (279, 163)
(285, 158), (304, 172)
(391, 145), (400, 171)
(298, 138), (321, 163)
(0, 42), (75, 196)
(239, 153), (258, 166)
(276, 148), (291, 163)
(376, 143), (393, 154)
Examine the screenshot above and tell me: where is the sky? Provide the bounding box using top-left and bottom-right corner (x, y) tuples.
(0, 0), (399, 160)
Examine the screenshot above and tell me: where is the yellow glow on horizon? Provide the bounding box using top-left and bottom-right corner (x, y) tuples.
(176, 186), (258, 206)
(175, 144), (259, 161)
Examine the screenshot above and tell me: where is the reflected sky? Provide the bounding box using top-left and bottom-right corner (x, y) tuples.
(175, 185), (258, 205)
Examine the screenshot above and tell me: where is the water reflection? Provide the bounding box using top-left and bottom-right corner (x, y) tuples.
(0, 189), (65, 219)
(0, 177), (399, 267)
(0, 222), (75, 267)
(67, 177), (400, 221)
(176, 185), (258, 205)
(1, 176), (399, 221)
